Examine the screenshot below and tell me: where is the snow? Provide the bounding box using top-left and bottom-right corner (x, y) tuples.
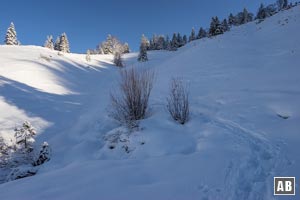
(0, 6), (300, 200)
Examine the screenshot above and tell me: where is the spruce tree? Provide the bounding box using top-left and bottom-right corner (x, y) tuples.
(0, 136), (10, 168)
(11, 121), (38, 165)
(5, 22), (19, 45)
(164, 35), (171, 50)
(137, 35), (148, 62)
(0, 136), (7, 153)
(277, 0), (288, 10)
(182, 35), (187, 45)
(209, 17), (216, 36)
(177, 33), (184, 47)
(102, 34), (115, 54)
(256, 4), (267, 20)
(98, 35), (128, 54)
(237, 8), (253, 25)
(283, 0), (288, 9)
(44, 35), (54, 50)
(265, 4), (278, 17)
(149, 35), (165, 50)
(189, 27), (196, 42)
(59, 33), (70, 53)
(157, 36), (165, 50)
(197, 27), (207, 39)
(122, 43), (130, 54)
(33, 142), (51, 166)
(54, 36), (60, 51)
(149, 35), (155, 50)
(221, 19), (230, 32)
(170, 33), (178, 50)
(242, 8), (249, 24)
(228, 13), (236, 26)
(209, 17), (223, 36)
(14, 121), (36, 152)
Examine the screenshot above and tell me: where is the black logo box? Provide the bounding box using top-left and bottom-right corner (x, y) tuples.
(274, 177), (295, 195)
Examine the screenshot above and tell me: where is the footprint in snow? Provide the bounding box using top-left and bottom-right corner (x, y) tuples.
(277, 113), (289, 119)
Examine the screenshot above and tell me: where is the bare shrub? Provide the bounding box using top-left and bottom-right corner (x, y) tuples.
(167, 78), (190, 124)
(109, 68), (154, 127)
(113, 51), (123, 67)
(40, 54), (51, 62)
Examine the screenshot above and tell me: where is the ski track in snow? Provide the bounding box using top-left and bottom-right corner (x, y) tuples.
(210, 117), (290, 200)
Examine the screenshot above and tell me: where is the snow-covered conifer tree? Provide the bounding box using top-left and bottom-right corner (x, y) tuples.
(54, 36), (60, 51)
(242, 8), (249, 24)
(137, 34), (148, 62)
(98, 35), (128, 54)
(14, 121), (36, 151)
(59, 33), (70, 53)
(164, 35), (171, 50)
(256, 4), (267, 20)
(177, 33), (184, 47)
(170, 33), (178, 50)
(157, 36), (165, 50)
(197, 27), (207, 39)
(277, 0), (288, 10)
(33, 142), (51, 166)
(99, 44), (106, 54)
(236, 8), (253, 25)
(0, 137), (10, 168)
(12, 121), (37, 165)
(0, 137), (6, 153)
(149, 35), (155, 50)
(100, 35), (113, 54)
(5, 22), (19, 45)
(221, 19), (230, 32)
(209, 17), (216, 36)
(209, 17), (223, 36)
(265, 3), (278, 17)
(44, 35), (54, 50)
(242, 8), (251, 24)
(122, 43), (130, 54)
(182, 35), (187, 45)
(86, 50), (91, 62)
(228, 13), (236, 26)
(188, 28), (196, 42)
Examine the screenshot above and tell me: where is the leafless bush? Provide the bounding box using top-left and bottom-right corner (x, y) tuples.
(167, 78), (190, 124)
(113, 51), (123, 67)
(109, 68), (154, 127)
(40, 54), (51, 62)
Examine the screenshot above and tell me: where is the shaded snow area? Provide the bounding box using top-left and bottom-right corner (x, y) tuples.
(0, 6), (300, 200)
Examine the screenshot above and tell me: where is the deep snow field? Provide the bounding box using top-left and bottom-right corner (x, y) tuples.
(0, 6), (300, 200)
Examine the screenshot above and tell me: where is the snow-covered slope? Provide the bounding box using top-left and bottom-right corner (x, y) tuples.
(0, 6), (300, 200)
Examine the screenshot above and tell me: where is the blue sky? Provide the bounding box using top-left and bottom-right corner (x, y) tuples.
(0, 0), (280, 53)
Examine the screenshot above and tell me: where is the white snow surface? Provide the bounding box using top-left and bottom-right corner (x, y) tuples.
(0, 6), (300, 200)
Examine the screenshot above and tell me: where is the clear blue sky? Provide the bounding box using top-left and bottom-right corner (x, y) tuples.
(0, 0), (281, 53)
